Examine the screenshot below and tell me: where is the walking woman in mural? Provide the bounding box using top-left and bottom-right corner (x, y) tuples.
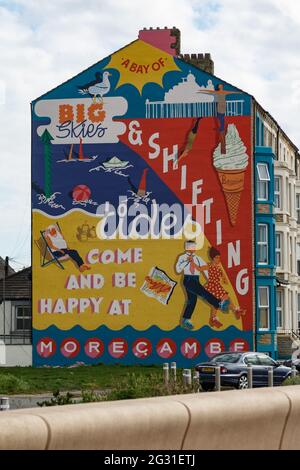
(199, 247), (246, 328)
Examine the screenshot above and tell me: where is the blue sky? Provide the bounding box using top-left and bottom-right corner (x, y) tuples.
(0, 0), (299, 270)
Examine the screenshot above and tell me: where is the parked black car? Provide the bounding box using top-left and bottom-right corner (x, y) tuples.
(195, 352), (292, 391)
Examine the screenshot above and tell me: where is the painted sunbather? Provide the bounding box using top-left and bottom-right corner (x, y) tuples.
(45, 224), (90, 272)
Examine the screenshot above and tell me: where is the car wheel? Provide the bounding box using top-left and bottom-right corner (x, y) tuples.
(237, 375), (248, 390)
(201, 383), (215, 392)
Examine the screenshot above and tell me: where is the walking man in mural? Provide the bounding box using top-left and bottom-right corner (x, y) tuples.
(198, 84), (243, 153)
(175, 240), (230, 330)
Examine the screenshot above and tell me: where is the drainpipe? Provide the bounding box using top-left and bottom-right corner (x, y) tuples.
(253, 100), (258, 353)
(3, 257), (9, 339)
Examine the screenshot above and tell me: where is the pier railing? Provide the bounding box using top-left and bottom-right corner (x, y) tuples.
(145, 99), (244, 119)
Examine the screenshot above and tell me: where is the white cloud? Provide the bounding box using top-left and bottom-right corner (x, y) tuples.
(0, 0), (299, 266)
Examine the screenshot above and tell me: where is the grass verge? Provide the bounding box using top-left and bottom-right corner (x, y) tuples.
(0, 364), (162, 395)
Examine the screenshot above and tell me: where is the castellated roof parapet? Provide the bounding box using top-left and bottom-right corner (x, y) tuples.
(178, 53), (214, 75)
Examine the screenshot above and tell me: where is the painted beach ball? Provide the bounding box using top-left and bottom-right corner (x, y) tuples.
(72, 184), (91, 202)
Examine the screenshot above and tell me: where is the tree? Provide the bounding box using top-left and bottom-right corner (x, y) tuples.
(41, 129), (54, 198)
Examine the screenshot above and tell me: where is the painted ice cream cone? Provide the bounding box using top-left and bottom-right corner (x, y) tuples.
(217, 169), (246, 225)
(213, 124), (249, 226)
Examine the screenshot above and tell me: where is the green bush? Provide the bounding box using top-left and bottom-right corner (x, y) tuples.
(103, 372), (199, 401)
(80, 390), (104, 403)
(0, 373), (30, 393)
(282, 375), (300, 386)
(37, 390), (75, 407)
(36, 371), (200, 406)
(26, 370), (300, 407)
(37, 389), (105, 406)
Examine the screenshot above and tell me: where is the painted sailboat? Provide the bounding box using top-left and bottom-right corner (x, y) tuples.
(58, 138), (98, 163)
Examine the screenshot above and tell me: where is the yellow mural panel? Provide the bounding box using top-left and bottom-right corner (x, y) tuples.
(33, 210), (242, 332)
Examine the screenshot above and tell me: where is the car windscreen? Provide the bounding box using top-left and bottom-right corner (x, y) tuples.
(212, 354), (241, 363)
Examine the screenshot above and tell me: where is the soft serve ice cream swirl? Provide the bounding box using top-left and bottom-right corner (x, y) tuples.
(213, 124), (249, 170)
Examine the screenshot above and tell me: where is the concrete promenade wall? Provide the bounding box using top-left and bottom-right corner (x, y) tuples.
(0, 385), (299, 450)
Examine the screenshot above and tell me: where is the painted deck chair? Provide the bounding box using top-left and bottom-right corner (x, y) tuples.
(39, 222), (70, 270)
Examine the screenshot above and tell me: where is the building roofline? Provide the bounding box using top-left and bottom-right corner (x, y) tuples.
(0, 267), (31, 302)
(0, 266), (31, 283)
(31, 35), (299, 154)
(32, 36), (255, 104)
(254, 99), (299, 153)
(31, 39), (139, 104)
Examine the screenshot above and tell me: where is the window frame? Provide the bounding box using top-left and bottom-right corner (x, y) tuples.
(257, 223), (269, 265)
(290, 236), (293, 273)
(276, 290), (283, 329)
(257, 163), (270, 201)
(297, 243), (300, 276)
(15, 305), (32, 332)
(296, 194), (300, 224)
(258, 286), (270, 331)
(274, 176), (282, 210)
(298, 293), (300, 330)
(275, 232), (282, 268)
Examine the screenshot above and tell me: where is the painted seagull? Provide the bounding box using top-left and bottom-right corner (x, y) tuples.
(78, 71), (112, 102)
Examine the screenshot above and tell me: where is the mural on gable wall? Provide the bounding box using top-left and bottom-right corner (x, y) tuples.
(32, 37), (254, 366)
